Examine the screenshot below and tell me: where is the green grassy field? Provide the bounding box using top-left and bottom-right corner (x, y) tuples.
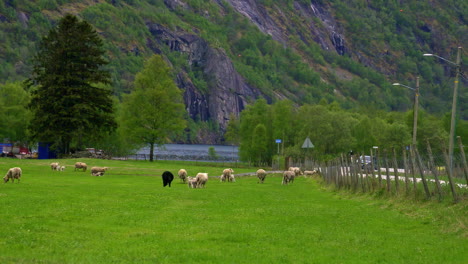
(1, 158), (467, 263)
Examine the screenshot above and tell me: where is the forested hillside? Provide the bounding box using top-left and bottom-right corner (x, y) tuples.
(0, 0), (466, 144)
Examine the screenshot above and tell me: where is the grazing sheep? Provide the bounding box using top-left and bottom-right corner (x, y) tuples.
(92, 172), (104, 176)
(162, 171), (174, 187)
(58, 166), (66, 171)
(288, 167), (303, 176)
(4, 167), (22, 183)
(91, 167), (108, 175)
(187, 176), (198, 188)
(256, 169), (267, 183)
(195, 173), (208, 188)
(74, 162), (87, 172)
(178, 169), (188, 183)
(50, 162), (60, 171)
(282, 170), (295, 185)
(304, 170), (318, 176)
(221, 168), (234, 182)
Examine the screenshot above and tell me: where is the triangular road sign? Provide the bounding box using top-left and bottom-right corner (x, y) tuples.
(302, 137), (314, 148)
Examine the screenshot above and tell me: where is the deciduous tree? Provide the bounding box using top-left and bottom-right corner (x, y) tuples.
(120, 54), (186, 162)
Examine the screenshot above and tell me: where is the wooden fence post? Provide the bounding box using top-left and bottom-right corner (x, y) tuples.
(427, 140), (442, 200)
(409, 146), (417, 192)
(457, 136), (468, 185)
(370, 149), (376, 192)
(414, 146), (431, 199)
(441, 141), (458, 202)
(376, 149), (382, 190)
(357, 154), (365, 192)
(384, 150), (391, 193)
(402, 148), (410, 194)
(392, 148), (399, 194)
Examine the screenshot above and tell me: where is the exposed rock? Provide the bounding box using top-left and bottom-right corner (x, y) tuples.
(220, 0), (287, 45)
(147, 23), (263, 136)
(17, 11), (29, 28)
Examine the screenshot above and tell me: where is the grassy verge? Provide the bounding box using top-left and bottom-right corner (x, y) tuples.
(0, 158), (466, 263)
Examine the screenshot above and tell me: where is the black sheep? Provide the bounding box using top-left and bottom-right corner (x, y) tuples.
(162, 171), (174, 187)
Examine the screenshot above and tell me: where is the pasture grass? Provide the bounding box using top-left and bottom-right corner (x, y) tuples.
(1, 158), (467, 263)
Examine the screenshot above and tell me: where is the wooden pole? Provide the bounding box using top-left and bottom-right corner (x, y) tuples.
(414, 146), (431, 199)
(403, 148), (410, 194)
(426, 140), (442, 200)
(457, 136), (468, 185)
(392, 148), (400, 194)
(409, 145), (417, 192)
(384, 150), (391, 193)
(441, 140), (458, 202)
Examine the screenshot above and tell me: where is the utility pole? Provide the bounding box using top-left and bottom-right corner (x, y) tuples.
(448, 47), (462, 172)
(412, 77), (419, 146)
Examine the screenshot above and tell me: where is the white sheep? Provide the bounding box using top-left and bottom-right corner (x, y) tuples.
(74, 162), (87, 172)
(187, 176), (198, 188)
(4, 167), (22, 183)
(221, 168), (234, 182)
(288, 167), (303, 176)
(195, 173), (208, 188)
(304, 170), (318, 176)
(282, 170), (295, 185)
(50, 162), (60, 171)
(58, 166), (66, 171)
(91, 167), (108, 176)
(178, 169), (188, 183)
(256, 169), (267, 183)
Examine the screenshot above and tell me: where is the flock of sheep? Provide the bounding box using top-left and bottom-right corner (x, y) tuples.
(3, 162), (319, 186)
(170, 167), (319, 188)
(49, 162), (109, 176)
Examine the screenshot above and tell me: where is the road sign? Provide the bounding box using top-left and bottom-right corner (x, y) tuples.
(302, 137), (314, 148)
(276, 139), (282, 143)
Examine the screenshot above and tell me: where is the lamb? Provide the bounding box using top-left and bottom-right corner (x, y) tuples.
(187, 176), (198, 188)
(178, 169), (188, 183)
(58, 166), (66, 171)
(162, 171), (174, 187)
(50, 162), (60, 170)
(195, 173), (208, 188)
(74, 162), (87, 172)
(91, 167), (108, 175)
(4, 167), (22, 183)
(92, 172), (104, 176)
(256, 169), (267, 183)
(221, 168), (234, 182)
(282, 170), (295, 185)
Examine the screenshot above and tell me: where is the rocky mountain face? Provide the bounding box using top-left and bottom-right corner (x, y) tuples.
(147, 22), (262, 143)
(148, 0), (347, 142)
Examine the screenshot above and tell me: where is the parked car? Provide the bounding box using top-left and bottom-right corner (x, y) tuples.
(360, 155), (378, 171)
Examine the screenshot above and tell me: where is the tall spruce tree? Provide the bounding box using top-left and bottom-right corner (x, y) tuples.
(29, 14), (116, 154)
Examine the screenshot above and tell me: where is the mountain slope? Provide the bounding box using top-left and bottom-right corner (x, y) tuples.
(0, 0), (466, 143)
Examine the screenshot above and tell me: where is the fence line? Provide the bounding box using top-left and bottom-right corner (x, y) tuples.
(288, 140), (467, 203)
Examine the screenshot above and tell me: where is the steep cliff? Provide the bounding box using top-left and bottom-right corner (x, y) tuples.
(147, 22), (262, 141)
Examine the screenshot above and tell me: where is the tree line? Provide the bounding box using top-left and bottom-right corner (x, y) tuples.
(225, 98), (467, 166)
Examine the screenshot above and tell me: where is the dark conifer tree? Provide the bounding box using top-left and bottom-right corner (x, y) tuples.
(29, 14), (116, 154)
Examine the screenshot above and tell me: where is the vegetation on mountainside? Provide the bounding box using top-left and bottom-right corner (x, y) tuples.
(1, 0), (465, 113)
(0, 0), (466, 153)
